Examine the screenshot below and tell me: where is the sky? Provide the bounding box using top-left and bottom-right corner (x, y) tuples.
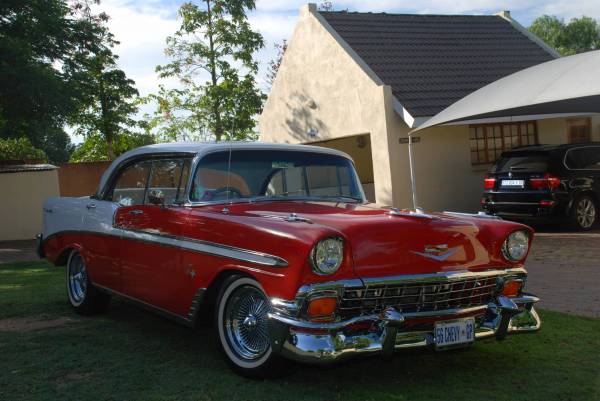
(80, 0), (600, 142)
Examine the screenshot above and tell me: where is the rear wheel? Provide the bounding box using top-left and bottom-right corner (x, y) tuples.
(571, 195), (597, 231)
(66, 250), (110, 315)
(215, 275), (286, 378)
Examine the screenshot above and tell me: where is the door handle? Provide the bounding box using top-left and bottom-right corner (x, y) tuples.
(86, 203), (96, 210)
(129, 209), (144, 215)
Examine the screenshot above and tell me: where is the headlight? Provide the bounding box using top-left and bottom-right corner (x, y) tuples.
(502, 230), (530, 261)
(310, 237), (344, 275)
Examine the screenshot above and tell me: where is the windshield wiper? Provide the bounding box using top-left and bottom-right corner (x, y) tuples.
(314, 195), (364, 203)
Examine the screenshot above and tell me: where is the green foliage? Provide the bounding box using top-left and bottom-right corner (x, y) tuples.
(529, 15), (600, 56)
(0, 137), (47, 162)
(69, 132), (155, 162)
(0, 0), (77, 163)
(145, 0), (265, 142)
(66, 1), (140, 160)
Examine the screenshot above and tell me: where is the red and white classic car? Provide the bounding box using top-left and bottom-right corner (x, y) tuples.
(38, 142), (540, 377)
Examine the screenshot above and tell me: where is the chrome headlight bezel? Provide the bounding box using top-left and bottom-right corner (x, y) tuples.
(501, 230), (530, 262)
(310, 237), (344, 275)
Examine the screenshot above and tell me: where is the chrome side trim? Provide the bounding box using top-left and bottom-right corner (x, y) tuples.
(119, 228), (289, 267)
(43, 229), (289, 267)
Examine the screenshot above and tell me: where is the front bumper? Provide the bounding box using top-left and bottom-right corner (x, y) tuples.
(268, 292), (540, 364)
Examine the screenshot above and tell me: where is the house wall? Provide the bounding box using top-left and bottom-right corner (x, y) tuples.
(0, 169), (59, 241)
(258, 4), (397, 206)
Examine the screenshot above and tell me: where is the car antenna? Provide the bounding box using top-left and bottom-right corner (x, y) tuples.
(224, 103), (238, 212)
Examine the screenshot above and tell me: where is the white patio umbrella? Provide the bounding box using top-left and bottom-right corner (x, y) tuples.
(408, 50), (600, 209)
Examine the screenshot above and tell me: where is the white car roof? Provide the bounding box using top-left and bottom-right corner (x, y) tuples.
(96, 141), (353, 196)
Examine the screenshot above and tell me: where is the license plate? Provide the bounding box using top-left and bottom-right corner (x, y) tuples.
(501, 179), (524, 187)
(435, 318), (475, 348)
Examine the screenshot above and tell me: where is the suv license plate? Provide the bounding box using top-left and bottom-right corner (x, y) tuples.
(435, 318), (475, 349)
(501, 179), (524, 187)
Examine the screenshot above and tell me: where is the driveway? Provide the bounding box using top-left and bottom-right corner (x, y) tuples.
(1, 231), (599, 317)
(524, 226), (600, 318)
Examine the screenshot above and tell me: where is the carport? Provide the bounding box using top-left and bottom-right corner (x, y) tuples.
(408, 50), (600, 209)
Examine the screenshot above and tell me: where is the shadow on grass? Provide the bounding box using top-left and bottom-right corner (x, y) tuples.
(2, 261), (600, 401)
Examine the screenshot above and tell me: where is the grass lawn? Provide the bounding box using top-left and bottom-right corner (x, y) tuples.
(1, 261), (599, 401)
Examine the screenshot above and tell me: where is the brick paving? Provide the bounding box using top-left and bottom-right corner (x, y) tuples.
(524, 229), (600, 318)
(1, 230), (598, 317)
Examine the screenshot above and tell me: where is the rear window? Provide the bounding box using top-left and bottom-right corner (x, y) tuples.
(490, 153), (549, 173)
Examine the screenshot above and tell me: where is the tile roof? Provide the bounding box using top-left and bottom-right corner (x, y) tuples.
(319, 12), (556, 117)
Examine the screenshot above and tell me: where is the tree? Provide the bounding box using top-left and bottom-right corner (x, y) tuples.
(265, 40), (287, 90)
(69, 132), (154, 162)
(0, 137), (47, 162)
(529, 15), (600, 56)
(66, 1), (139, 160)
(0, 0), (77, 162)
(146, 0), (265, 142)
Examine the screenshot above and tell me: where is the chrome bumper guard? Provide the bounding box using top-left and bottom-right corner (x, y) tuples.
(268, 289), (540, 364)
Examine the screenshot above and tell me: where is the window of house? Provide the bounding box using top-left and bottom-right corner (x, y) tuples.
(470, 122), (538, 165)
(567, 118), (591, 144)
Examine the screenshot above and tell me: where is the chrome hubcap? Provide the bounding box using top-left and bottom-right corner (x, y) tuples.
(68, 253), (87, 303)
(577, 198), (596, 228)
(224, 285), (270, 361)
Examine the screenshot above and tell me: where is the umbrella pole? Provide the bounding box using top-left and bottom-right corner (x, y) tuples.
(408, 132), (419, 210)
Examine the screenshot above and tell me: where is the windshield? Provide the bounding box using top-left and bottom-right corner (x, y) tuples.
(190, 150), (364, 203)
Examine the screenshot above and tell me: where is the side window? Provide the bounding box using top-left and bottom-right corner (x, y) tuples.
(111, 161), (151, 206)
(566, 148), (600, 170)
(147, 159), (192, 205)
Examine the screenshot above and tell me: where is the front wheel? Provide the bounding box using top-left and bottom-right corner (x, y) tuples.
(66, 250), (110, 315)
(215, 275), (286, 378)
(571, 195), (597, 231)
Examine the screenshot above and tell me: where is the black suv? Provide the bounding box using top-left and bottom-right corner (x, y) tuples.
(481, 143), (600, 230)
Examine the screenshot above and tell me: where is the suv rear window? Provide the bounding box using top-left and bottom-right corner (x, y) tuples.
(490, 153), (549, 173)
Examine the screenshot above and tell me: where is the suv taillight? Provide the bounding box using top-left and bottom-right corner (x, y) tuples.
(484, 176), (496, 190)
(530, 173), (561, 190)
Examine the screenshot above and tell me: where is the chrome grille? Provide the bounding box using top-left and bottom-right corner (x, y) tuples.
(339, 275), (499, 317)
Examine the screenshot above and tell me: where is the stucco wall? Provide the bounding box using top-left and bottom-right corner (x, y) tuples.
(258, 4), (396, 205)
(0, 169), (59, 241)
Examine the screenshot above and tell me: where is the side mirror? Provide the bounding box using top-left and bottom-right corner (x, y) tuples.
(148, 189), (165, 207)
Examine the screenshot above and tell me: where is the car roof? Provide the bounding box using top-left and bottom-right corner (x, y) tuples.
(96, 141), (353, 197)
(502, 142), (600, 154)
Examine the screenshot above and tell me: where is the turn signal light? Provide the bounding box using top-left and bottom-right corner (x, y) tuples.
(502, 280), (523, 297)
(307, 297), (337, 318)
(530, 174), (561, 190)
(484, 176), (496, 190)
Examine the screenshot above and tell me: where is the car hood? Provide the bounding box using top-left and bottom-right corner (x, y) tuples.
(210, 201), (531, 278)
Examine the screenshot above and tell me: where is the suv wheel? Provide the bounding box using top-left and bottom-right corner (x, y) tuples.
(571, 195), (597, 231)
(215, 275), (286, 378)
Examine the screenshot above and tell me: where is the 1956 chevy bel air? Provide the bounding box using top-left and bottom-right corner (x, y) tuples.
(38, 142), (540, 377)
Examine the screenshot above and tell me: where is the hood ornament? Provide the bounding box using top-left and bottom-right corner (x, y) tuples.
(412, 244), (457, 261)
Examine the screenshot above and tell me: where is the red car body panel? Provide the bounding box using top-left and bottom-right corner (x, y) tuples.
(44, 200), (533, 321)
